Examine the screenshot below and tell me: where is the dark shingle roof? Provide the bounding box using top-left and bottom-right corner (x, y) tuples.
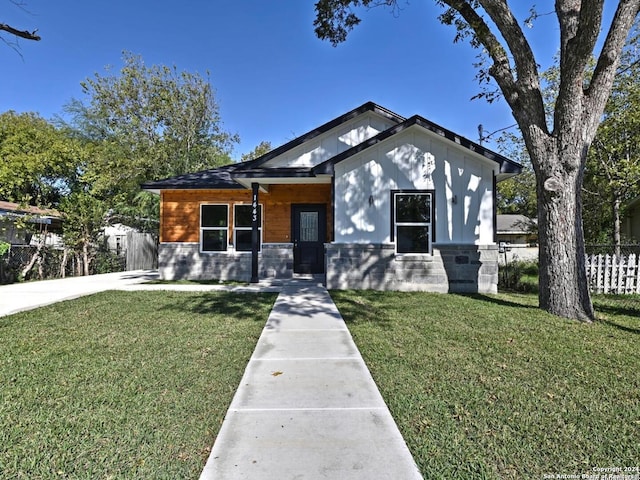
(141, 164), (245, 191)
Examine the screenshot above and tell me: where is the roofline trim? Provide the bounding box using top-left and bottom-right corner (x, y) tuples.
(242, 102), (405, 169)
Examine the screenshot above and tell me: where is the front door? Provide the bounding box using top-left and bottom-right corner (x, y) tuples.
(292, 204), (326, 274)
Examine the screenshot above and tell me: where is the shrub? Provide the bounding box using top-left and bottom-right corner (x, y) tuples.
(499, 260), (539, 293)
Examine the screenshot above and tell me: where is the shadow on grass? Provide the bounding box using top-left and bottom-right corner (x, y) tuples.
(329, 290), (393, 329)
(160, 292), (277, 320)
(597, 318), (640, 335)
(593, 298), (640, 319)
(456, 293), (540, 310)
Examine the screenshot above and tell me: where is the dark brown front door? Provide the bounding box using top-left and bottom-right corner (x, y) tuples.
(292, 204), (326, 274)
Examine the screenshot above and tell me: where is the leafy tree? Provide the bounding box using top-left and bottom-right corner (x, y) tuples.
(61, 52), (239, 215)
(60, 192), (106, 276)
(314, 0), (640, 321)
(241, 140), (273, 162)
(0, 111), (83, 206)
(583, 20), (640, 252)
(495, 131), (537, 219)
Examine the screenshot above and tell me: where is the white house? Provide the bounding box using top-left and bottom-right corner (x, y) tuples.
(143, 102), (521, 293)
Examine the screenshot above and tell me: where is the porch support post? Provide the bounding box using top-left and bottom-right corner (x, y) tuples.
(250, 182), (259, 283)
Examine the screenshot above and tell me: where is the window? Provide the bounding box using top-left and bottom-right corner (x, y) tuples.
(392, 191), (434, 254)
(201, 204), (228, 252)
(234, 204), (262, 252)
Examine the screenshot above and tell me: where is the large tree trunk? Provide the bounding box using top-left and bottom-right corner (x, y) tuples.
(533, 138), (595, 322)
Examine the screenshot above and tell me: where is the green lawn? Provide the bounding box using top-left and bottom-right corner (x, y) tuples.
(331, 291), (640, 480)
(3, 288), (638, 479)
(0, 291), (276, 479)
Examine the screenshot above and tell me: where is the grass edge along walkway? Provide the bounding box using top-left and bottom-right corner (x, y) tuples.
(0, 290), (277, 479)
(331, 291), (640, 480)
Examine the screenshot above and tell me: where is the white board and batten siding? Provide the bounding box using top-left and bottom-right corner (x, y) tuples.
(263, 113), (397, 168)
(333, 126), (497, 245)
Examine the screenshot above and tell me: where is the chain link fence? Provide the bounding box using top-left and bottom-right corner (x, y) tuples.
(0, 245), (126, 284)
(585, 244), (640, 256)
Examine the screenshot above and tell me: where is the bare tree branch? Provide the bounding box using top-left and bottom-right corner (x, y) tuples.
(477, 0), (546, 129)
(0, 22), (40, 41)
(588, 0), (640, 112)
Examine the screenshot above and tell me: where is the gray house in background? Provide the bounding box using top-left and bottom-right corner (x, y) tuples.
(624, 195), (640, 242)
(0, 201), (62, 246)
(496, 214), (537, 246)
(144, 102), (521, 294)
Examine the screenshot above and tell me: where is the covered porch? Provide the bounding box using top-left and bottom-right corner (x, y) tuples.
(157, 174), (333, 282)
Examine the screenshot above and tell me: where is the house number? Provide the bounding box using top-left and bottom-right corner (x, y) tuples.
(252, 195), (258, 222)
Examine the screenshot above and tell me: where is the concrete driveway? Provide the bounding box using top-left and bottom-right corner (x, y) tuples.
(0, 270), (159, 318)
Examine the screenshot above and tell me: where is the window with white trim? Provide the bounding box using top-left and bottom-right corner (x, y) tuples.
(234, 204), (262, 252)
(392, 191), (434, 254)
(201, 204), (228, 252)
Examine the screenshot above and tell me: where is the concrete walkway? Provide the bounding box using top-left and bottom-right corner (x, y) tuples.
(0, 270), (159, 317)
(199, 283), (423, 480)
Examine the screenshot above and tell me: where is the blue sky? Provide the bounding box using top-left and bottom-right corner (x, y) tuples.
(2, 1), (566, 158)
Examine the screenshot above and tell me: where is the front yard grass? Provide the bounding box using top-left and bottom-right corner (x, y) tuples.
(0, 290), (276, 479)
(331, 291), (640, 479)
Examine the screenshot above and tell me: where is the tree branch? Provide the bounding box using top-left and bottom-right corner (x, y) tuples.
(588, 0), (640, 106)
(441, 0), (548, 131)
(0, 22), (40, 41)
(477, 0), (546, 127)
(440, 1), (518, 100)
(553, 0), (604, 136)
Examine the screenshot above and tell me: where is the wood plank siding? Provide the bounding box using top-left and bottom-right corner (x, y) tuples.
(160, 184), (333, 244)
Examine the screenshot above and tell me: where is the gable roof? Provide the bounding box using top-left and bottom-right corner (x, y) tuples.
(242, 101), (406, 169)
(496, 214), (536, 234)
(312, 114), (521, 176)
(142, 102), (521, 192)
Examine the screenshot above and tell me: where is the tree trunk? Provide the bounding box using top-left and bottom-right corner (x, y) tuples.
(21, 240), (44, 280)
(612, 196), (622, 257)
(82, 241), (90, 276)
(60, 248), (69, 278)
(37, 252), (44, 280)
(75, 253), (83, 276)
(536, 150), (595, 322)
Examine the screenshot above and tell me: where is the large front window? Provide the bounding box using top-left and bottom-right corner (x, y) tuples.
(201, 204), (228, 252)
(234, 204), (262, 251)
(392, 191), (434, 254)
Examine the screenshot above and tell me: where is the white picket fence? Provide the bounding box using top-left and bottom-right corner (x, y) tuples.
(586, 254), (640, 294)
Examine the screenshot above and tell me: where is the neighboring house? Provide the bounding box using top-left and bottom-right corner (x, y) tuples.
(102, 223), (136, 256)
(0, 201), (63, 246)
(496, 214), (537, 245)
(143, 102), (521, 293)
(624, 195), (640, 242)
(496, 214), (538, 264)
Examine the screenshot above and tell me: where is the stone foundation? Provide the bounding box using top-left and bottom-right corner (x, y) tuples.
(158, 242), (498, 293)
(325, 243), (498, 294)
(158, 243), (293, 282)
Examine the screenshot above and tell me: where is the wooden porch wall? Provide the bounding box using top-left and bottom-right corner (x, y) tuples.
(160, 184), (333, 244)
